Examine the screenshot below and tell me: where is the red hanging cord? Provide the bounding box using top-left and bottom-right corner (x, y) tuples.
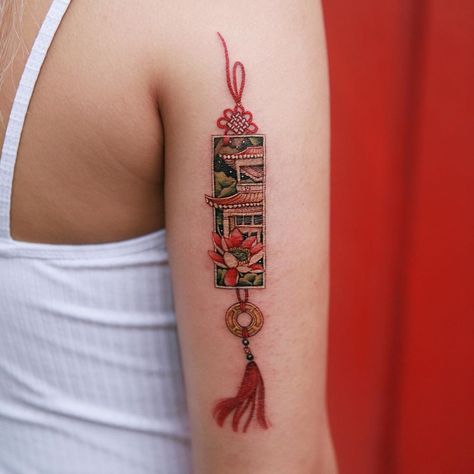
(216, 33), (258, 136)
(236, 288), (249, 312)
(217, 32), (246, 105)
(212, 35), (267, 431)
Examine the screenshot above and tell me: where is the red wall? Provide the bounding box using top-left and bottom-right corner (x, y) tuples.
(323, 1), (474, 473)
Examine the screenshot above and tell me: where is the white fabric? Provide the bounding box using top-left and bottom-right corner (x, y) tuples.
(0, 1), (191, 472)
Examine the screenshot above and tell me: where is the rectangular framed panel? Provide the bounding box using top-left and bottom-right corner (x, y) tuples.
(207, 135), (266, 289)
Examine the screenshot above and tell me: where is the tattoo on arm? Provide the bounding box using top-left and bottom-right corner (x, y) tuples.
(205, 33), (269, 433)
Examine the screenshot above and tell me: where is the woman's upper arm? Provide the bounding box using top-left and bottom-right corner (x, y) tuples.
(154, 0), (335, 472)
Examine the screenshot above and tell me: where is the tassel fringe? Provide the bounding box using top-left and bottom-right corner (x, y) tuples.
(213, 361), (269, 432)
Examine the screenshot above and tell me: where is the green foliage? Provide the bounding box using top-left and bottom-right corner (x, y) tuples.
(216, 270), (264, 287)
(214, 171), (236, 198)
(239, 273), (256, 285)
(217, 269), (226, 286)
(244, 273), (257, 283)
(215, 210), (223, 228)
(252, 274), (263, 286)
(238, 272), (264, 287)
(249, 136), (264, 146)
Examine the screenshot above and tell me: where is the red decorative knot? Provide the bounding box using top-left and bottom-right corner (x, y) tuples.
(217, 105), (258, 135)
(212, 34), (268, 434)
(217, 33), (258, 135)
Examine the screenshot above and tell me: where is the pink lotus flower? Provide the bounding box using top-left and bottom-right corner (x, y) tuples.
(216, 105), (258, 135)
(208, 228), (264, 286)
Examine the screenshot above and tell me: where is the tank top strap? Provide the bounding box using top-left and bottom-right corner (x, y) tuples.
(0, 0), (72, 240)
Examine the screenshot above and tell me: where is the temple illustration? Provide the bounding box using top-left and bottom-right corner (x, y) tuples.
(205, 138), (265, 243)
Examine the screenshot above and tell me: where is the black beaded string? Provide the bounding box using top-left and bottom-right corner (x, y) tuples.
(242, 337), (254, 361)
(241, 327), (254, 361)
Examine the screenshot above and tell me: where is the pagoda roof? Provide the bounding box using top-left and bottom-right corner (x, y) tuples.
(205, 191), (263, 209)
(240, 165), (264, 181)
(218, 146), (264, 160)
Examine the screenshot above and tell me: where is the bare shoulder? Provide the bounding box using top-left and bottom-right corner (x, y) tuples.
(84, 0), (327, 95)
(67, 0), (326, 78)
(129, 0), (328, 129)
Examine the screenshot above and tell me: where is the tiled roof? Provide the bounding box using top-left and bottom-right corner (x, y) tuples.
(240, 165), (264, 181)
(205, 192), (263, 209)
(218, 146), (264, 160)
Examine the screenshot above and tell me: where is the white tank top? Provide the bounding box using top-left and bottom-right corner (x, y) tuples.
(0, 1), (191, 473)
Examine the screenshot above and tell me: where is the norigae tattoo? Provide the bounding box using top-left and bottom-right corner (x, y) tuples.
(205, 33), (269, 432)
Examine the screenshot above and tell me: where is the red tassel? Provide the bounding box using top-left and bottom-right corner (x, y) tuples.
(213, 361), (269, 432)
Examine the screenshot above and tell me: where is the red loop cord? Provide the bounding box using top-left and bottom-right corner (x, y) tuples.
(236, 288), (249, 312)
(235, 288), (249, 303)
(218, 32), (246, 105)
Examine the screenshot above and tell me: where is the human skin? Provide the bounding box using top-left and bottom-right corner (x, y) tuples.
(161, 1), (336, 472)
(0, 0), (337, 472)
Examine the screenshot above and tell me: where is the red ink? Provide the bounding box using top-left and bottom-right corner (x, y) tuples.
(213, 361), (268, 433)
(217, 104), (258, 135)
(206, 33), (268, 432)
(216, 32), (258, 135)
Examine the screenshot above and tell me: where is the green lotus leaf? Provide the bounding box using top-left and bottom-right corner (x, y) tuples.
(217, 269), (226, 286)
(252, 274), (264, 286)
(240, 273), (257, 283)
(237, 279), (253, 287)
